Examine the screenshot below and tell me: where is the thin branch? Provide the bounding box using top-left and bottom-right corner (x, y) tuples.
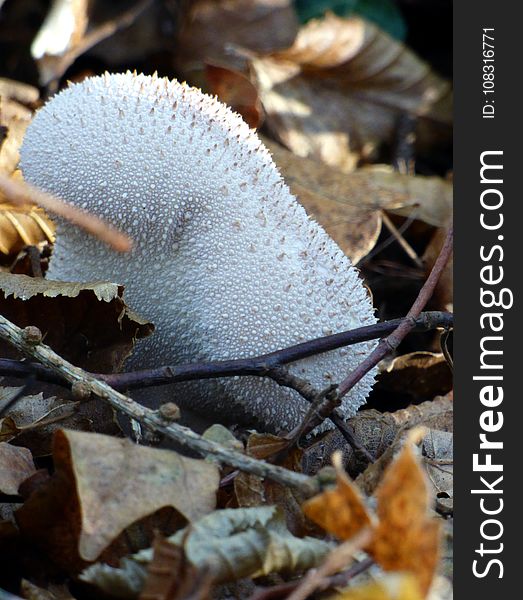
(0, 311), (453, 391)
(338, 225), (453, 398)
(295, 226), (453, 436)
(0, 174), (132, 252)
(248, 557), (374, 600)
(0, 314), (317, 496)
(381, 210), (423, 268)
(286, 529), (372, 600)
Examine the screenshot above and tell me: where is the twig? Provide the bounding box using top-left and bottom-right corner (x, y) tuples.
(0, 174), (132, 252)
(294, 226), (453, 436)
(248, 557), (374, 600)
(0, 314), (317, 496)
(359, 209), (419, 266)
(0, 312), (453, 391)
(337, 225), (453, 399)
(381, 210), (423, 268)
(286, 529), (372, 600)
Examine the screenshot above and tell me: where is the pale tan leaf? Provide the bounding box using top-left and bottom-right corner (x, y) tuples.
(0, 78), (39, 107)
(251, 14), (452, 172)
(82, 506), (333, 594)
(0, 201), (55, 255)
(17, 429), (220, 563)
(31, 0), (89, 86)
(0, 174), (132, 252)
(267, 141), (451, 263)
(0, 442), (36, 494)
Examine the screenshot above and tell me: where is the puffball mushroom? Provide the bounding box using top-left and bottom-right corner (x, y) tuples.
(20, 72), (377, 434)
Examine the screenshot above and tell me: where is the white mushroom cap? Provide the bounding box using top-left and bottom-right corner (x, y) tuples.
(20, 72), (377, 434)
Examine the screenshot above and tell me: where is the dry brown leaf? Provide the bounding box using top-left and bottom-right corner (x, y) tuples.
(0, 107), (31, 175)
(0, 79), (38, 175)
(243, 431), (289, 460)
(62, 430), (219, 561)
(140, 536), (212, 600)
(0, 272), (153, 373)
(303, 434), (440, 596)
(302, 451), (374, 540)
(267, 140), (381, 263)
(31, 0), (157, 88)
(0, 442), (36, 494)
(251, 14), (452, 172)
(0, 201), (54, 255)
(16, 429), (220, 567)
(81, 506), (333, 593)
(0, 81), (55, 255)
(267, 141), (452, 263)
(422, 429), (453, 515)
(369, 442), (441, 596)
(234, 432), (313, 537)
(378, 352), (452, 401)
(31, 0), (89, 87)
(0, 385), (104, 457)
(176, 0), (299, 77)
(0, 388), (74, 442)
(0, 78), (39, 107)
(0, 174), (132, 252)
(375, 169), (452, 229)
(205, 63), (263, 129)
(303, 396), (453, 476)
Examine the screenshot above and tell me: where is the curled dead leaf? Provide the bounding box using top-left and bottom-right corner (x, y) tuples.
(16, 429), (220, 567)
(369, 442), (441, 596)
(303, 451), (374, 541)
(251, 14), (452, 172)
(0, 272), (153, 373)
(81, 506), (333, 596)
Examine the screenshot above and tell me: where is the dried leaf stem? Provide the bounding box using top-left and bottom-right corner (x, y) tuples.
(0, 174), (132, 252)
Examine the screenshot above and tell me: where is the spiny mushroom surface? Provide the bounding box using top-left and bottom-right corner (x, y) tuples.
(20, 72), (377, 434)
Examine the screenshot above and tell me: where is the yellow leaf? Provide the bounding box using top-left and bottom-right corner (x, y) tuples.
(303, 451), (374, 540)
(370, 442), (441, 596)
(334, 572), (424, 600)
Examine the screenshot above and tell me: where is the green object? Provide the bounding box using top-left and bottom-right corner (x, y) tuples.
(294, 0), (407, 40)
